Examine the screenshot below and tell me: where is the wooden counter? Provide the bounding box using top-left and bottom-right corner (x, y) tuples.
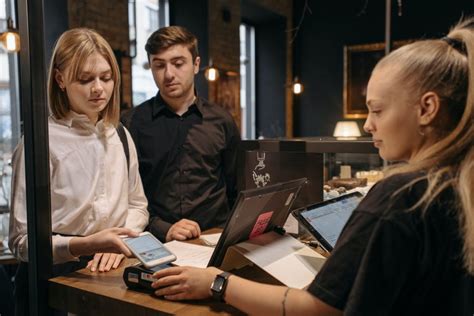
(49, 257), (243, 315)
(48, 228), (322, 315)
(0, 246), (17, 265)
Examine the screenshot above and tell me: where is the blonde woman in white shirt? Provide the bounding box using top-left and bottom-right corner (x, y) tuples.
(9, 28), (149, 315)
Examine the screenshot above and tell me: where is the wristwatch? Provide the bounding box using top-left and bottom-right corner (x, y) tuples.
(210, 271), (232, 301)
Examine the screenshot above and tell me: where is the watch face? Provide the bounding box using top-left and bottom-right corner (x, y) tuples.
(212, 276), (225, 292)
(211, 272), (231, 301)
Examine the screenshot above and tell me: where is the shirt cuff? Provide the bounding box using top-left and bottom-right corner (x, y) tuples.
(307, 281), (345, 311)
(53, 235), (80, 264)
(125, 209), (149, 232)
(148, 217), (173, 242)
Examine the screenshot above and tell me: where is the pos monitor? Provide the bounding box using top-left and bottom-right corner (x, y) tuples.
(208, 177), (307, 267)
(292, 191), (363, 252)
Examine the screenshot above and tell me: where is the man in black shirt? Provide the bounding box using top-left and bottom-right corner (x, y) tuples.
(124, 26), (240, 242)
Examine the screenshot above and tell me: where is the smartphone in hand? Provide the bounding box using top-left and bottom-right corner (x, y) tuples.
(122, 232), (176, 268)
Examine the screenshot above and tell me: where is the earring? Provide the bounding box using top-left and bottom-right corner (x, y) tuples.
(418, 128), (425, 136)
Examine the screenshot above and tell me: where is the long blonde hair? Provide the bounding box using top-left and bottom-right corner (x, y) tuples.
(374, 18), (474, 273)
(47, 28), (121, 126)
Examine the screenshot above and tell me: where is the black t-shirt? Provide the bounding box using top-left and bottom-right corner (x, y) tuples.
(308, 172), (474, 315)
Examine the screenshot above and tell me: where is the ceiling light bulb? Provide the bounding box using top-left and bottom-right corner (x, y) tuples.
(293, 82), (303, 94)
(5, 32), (18, 52)
(205, 67), (219, 81)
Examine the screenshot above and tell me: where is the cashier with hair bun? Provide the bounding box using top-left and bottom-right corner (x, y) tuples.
(149, 17), (474, 316)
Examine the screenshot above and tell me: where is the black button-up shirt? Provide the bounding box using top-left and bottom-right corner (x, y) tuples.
(124, 93), (240, 241)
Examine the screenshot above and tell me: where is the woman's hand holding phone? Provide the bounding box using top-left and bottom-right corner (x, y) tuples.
(123, 232), (177, 268)
(69, 227), (139, 258)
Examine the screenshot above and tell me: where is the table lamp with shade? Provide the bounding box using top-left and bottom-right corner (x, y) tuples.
(333, 121), (361, 140)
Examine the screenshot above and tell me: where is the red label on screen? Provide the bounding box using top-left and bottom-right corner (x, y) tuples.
(249, 211), (273, 239)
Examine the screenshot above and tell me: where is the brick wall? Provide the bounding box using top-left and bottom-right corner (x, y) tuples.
(68, 0), (133, 109)
(255, 0), (292, 16)
(207, 0), (241, 128)
(67, 0), (294, 132)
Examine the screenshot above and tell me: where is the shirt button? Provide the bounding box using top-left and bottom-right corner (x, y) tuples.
(179, 117), (184, 121)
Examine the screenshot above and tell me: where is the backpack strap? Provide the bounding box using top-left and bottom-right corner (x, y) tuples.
(116, 122), (130, 172)
(120, 107), (136, 129)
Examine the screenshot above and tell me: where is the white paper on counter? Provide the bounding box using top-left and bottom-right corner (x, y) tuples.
(199, 233), (222, 246)
(233, 232), (326, 289)
(165, 240), (214, 268)
(283, 213), (299, 235)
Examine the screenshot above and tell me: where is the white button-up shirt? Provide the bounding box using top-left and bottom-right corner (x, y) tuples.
(9, 112), (149, 264)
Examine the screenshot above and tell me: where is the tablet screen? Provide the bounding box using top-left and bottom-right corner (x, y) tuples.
(299, 193), (362, 249)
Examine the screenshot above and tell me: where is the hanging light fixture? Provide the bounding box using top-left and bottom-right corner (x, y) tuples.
(0, 17), (20, 53)
(204, 58), (219, 82)
(292, 76), (303, 94)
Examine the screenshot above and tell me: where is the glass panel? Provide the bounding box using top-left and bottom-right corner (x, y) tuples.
(131, 0), (169, 106)
(324, 152), (384, 200)
(0, 0), (19, 251)
(239, 23), (256, 139)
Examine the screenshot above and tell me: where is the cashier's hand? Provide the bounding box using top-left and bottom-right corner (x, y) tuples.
(87, 253), (125, 272)
(165, 219), (201, 242)
(152, 266), (222, 300)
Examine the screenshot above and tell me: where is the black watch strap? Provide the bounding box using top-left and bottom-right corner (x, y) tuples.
(210, 272), (232, 302)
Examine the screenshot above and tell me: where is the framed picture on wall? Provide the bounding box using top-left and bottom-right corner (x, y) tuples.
(343, 41), (411, 119)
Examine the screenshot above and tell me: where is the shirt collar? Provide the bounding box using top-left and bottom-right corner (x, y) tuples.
(58, 111), (91, 127)
(53, 111), (108, 134)
(152, 90), (204, 118)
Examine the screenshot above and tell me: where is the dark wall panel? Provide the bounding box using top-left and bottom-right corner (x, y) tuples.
(256, 17), (286, 138)
(169, 0), (209, 98)
(293, 0), (474, 137)
(44, 0), (68, 66)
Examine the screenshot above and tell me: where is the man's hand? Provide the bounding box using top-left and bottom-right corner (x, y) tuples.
(152, 266), (222, 300)
(165, 219), (201, 242)
(87, 253), (125, 272)
(70, 227), (139, 257)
